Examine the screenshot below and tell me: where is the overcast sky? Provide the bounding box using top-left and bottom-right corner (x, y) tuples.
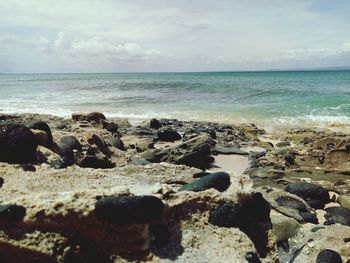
(1, 0), (350, 73)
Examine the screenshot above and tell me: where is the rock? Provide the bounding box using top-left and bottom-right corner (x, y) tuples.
(271, 214), (300, 242)
(103, 122), (119, 133)
(59, 135), (82, 153)
(142, 134), (215, 169)
(208, 202), (241, 227)
(129, 126), (155, 136)
(179, 172), (231, 192)
(77, 153), (115, 169)
(211, 145), (249, 155)
(284, 154), (295, 165)
(157, 130), (181, 142)
(121, 135), (154, 152)
(208, 193), (271, 257)
(0, 124), (38, 164)
(299, 211), (318, 224)
(95, 195), (164, 224)
(337, 195), (350, 210)
(0, 204), (26, 221)
(150, 118), (162, 129)
(316, 249), (343, 263)
(28, 121), (53, 147)
(275, 141), (291, 147)
(106, 136), (125, 151)
(20, 163), (36, 172)
(276, 196), (307, 211)
(245, 252), (261, 263)
(87, 133), (112, 157)
(285, 182), (329, 209)
(72, 112), (106, 124)
(31, 129), (49, 147)
(0, 177), (3, 188)
(324, 207), (350, 226)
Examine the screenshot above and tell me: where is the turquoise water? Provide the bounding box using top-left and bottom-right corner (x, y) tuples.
(1, 71), (350, 125)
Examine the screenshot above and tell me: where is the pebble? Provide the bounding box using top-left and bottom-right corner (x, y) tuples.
(316, 249), (343, 263)
(178, 172), (231, 192)
(157, 130), (182, 142)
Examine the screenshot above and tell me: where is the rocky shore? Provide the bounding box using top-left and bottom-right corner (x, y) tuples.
(0, 112), (350, 263)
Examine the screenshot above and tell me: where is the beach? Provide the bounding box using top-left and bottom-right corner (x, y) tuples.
(0, 110), (350, 262)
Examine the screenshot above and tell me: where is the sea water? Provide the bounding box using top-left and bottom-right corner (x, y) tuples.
(1, 71), (350, 127)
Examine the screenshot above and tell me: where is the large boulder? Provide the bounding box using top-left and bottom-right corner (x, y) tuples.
(157, 130), (181, 142)
(0, 124), (38, 163)
(142, 134), (215, 169)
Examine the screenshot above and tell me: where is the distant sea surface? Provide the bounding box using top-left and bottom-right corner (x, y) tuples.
(1, 71), (350, 127)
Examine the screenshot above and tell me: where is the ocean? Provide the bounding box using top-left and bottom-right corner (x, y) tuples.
(1, 71), (350, 127)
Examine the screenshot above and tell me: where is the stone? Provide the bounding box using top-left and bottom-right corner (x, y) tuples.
(59, 135), (82, 155)
(106, 136), (125, 151)
(142, 134), (215, 169)
(157, 130), (182, 142)
(208, 193), (271, 257)
(77, 153), (115, 169)
(284, 154), (295, 165)
(337, 195), (350, 210)
(316, 249), (343, 263)
(104, 122), (119, 133)
(211, 145), (249, 155)
(179, 172), (231, 192)
(87, 133), (112, 157)
(271, 214), (300, 242)
(208, 202), (241, 227)
(0, 124), (38, 164)
(324, 207), (350, 226)
(0, 204), (26, 221)
(28, 121), (53, 147)
(285, 182), (329, 209)
(0, 177), (3, 188)
(72, 112), (106, 124)
(95, 195), (164, 224)
(131, 157), (150, 166)
(150, 118), (162, 129)
(275, 141), (291, 147)
(299, 211), (318, 224)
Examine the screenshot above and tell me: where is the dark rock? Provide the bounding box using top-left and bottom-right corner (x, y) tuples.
(0, 204), (26, 221)
(209, 193), (271, 257)
(179, 172), (230, 192)
(316, 249), (342, 263)
(95, 195), (164, 224)
(208, 202), (241, 227)
(78, 154), (115, 169)
(285, 182), (329, 209)
(87, 134), (112, 157)
(0, 177), (3, 188)
(275, 196), (307, 212)
(107, 136), (125, 151)
(275, 141), (291, 147)
(157, 130), (181, 142)
(303, 138), (312, 144)
(20, 163), (36, 172)
(311, 226), (325, 232)
(211, 145), (248, 155)
(51, 157), (71, 169)
(0, 124), (38, 164)
(284, 154), (295, 165)
(59, 136), (82, 152)
(326, 143), (335, 151)
(130, 126), (155, 136)
(142, 134), (215, 169)
(72, 112), (106, 124)
(245, 251), (261, 263)
(150, 118), (162, 129)
(28, 121), (53, 147)
(198, 128), (217, 139)
(299, 211), (318, 224)
(104, 122), (119, 133)
(324, 207), (350, 226)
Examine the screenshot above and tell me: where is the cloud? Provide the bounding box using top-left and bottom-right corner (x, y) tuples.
(0, 0), (350, 72)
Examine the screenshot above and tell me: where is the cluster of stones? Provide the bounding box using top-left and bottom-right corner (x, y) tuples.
(0, 113), (350, 262)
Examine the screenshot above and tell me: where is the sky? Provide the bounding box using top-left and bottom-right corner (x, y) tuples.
(0, 0), (350, 73)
